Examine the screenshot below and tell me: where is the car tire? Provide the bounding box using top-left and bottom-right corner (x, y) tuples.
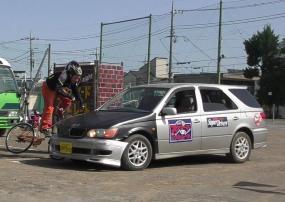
(121, 134), (152, 171)
(229, 131), (252, 163)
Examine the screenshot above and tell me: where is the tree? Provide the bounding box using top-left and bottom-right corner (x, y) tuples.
(243, 25), (285, 116)
(243, 67), (259, 79)
(280, 38), (285, 53)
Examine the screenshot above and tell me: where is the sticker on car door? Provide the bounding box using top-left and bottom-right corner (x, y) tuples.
(207, 117), (228, 128)
(168, 119), (192, 143)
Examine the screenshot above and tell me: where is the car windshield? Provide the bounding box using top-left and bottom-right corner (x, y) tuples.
(0, 67), (17, 93)
(100, 87), (169, 112)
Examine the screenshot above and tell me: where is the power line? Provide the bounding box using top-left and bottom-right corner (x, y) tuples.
(175, 55), (246, 64)
(10, 55), (30, 63)
(8, 51), (30, 61)
(173, 62), (247, 69)
(181, 36), (214, 60)
(39, 35), (100, 42)
(176, 12), (285, 30)
(178, 0), (285, 12)
(223, 0), (285, 10)
(39, 15), (168, 42)
(102, 27), (169, 49)
(0, 39), (26, 45)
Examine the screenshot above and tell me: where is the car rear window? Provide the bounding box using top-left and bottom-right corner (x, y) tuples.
(229, 89), (261, 108)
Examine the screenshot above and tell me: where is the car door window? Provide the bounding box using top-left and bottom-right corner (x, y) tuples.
(166, 89), (197, 114)
(200, 88), (237, 112)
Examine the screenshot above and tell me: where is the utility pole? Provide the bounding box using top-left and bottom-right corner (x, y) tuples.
(147, 14), (152, 84)
(48, 44), (51, 76)
(27, 33), (38, 79)
(95, 48), (99, 61)
(217, 0), (223, 84)
(99, 23), (103, 66)
(168, 1), (174, 83)
(29, 33), (33, 79)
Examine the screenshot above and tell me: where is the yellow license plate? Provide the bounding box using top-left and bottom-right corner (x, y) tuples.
(60, 142), (72, 154)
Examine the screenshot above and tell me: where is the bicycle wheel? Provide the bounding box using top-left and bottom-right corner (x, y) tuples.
(5, 123), (35, 154)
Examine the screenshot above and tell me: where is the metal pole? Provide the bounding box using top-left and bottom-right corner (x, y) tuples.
(94, 60), (99, 109)
(53, 63), (56, 74)
(99, 23), (103, 65)
(28, 48), (48, 98)
(147, 14), (152, 84)
(217, 0), (223, 84)
(272, 104), (275, 123)
(169, 2), (174, 83)
(29, 33), (33, 79)
(48, 44), (51, 76)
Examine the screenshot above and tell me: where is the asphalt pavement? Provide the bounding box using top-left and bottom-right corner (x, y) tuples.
(0, 120), (284, 202)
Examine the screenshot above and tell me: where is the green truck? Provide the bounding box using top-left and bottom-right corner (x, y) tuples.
(0, 58), (20, 136)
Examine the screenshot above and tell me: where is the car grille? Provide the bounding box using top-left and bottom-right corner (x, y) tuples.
(57, 127), (86, 138)
(69, 128), (86, 138)
(57, 127), (69, 137)
(0, 111), (8, 116)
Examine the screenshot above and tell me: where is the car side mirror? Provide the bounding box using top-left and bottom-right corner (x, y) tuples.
(161, 107), (177, 116)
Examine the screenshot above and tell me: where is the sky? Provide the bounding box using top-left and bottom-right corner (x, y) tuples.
(1, 0), (285, 77)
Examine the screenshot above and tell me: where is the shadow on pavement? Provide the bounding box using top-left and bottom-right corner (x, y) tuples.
(18, 158), (117, 172)
(233, 181), (285, 195)
(149, 154), (233, 169)
(2, 144), (238, 172)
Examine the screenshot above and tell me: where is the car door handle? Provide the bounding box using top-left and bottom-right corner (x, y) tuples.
(233, 116), (239, 120)
(193, 119), (200, 123)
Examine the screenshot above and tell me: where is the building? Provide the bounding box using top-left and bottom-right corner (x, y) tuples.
(124, 57), (168, 87)
(174, 69), (258, 94)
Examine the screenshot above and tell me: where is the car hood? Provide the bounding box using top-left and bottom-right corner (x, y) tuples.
(57, 110), (152, 129)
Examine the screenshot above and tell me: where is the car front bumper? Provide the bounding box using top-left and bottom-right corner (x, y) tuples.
(49, 136), (128, 167)
(0, 116), (19, 128)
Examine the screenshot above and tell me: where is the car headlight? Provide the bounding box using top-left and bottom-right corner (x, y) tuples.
(8, 111), (18, 117)
(87, 128), (118, 139)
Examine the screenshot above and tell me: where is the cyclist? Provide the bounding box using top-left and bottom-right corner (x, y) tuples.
(40, 60), (84, 134)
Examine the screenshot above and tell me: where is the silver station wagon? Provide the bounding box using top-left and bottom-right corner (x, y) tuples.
(50, 83), (267, 170)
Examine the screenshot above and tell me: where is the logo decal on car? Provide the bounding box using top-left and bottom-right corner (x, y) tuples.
(168, 119), (192, 143)
(207, 117), (228, 128)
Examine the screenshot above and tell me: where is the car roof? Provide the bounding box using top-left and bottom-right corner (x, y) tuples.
(133, 83), (247, 89)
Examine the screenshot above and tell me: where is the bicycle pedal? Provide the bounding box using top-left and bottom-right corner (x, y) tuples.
(32, 137), (45, 146)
